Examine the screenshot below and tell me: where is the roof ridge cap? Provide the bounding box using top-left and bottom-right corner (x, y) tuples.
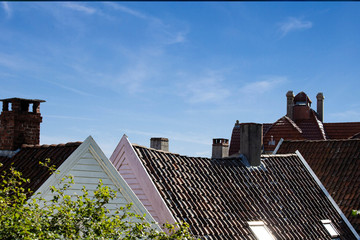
(21, 141), (82, 148)
(282, 138), (360, 143)
(132, 143), (180, 155)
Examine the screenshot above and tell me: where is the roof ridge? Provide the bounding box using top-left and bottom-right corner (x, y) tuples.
(282, 138), (360, 143)
(132, 143), (180, 155)
(21, 141), (82, 148)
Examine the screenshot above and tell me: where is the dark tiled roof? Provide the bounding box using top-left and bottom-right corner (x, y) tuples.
(0, 142), (81, 194)
(277, 139), (360, 234)
(350, 132), (360, 139)
(324, 122), (360, 139)
(133, 144), (357, 239)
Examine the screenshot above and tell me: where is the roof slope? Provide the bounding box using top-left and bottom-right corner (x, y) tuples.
(277, 139), (360, 234)
(0, 142), (81, 194)
(263, 116), (304, 152)
(132, 144), (357, 239)
(324, 122), (360, 139)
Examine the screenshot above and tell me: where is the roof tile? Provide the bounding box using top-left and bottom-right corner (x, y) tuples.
(277, 139), (360, 234)
(133, 145), (357, 239)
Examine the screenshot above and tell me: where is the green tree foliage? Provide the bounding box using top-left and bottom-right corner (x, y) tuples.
(0, 162), (195, 240)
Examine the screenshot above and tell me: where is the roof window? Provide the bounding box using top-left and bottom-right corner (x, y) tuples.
(321, 220), (339, 238)
(248, 221), (275, 240)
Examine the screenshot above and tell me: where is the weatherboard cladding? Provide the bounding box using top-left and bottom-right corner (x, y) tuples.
(277, 139), (360, 234)
(132, 145), (357, 239)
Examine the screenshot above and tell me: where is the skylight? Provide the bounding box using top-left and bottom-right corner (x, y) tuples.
(321, 220), (339, 238)
(248, 221), (275, 240)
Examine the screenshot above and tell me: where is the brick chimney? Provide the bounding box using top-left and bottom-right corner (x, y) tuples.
(0, 98), (45, 150)
(286, 91), (295, 120)
(293, 92), (312, 121)
(316, 92), (324, 122)
(239, 123), (262, 166)
(150, 137), (169, 151)
(211, 138), (229, 159)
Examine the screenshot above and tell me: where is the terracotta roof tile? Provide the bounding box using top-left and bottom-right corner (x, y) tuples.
(324, 122), (360, 139)
(277, 139), (360, 234)
(133, 145), (357, 239)
(263, 116), (304, 152)
(0, 142), (81, 194)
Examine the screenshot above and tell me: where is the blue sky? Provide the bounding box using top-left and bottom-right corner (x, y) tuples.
(1, 2), (359, 157)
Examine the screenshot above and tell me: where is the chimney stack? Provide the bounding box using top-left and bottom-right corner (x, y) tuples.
(0, 98), (45, 151)
(150, 137), (169, 151)
(286, 91), (295, 120)
(240, 123), (262, 166)
(212, 138), (229, 159)
(316, 92), (324, 122)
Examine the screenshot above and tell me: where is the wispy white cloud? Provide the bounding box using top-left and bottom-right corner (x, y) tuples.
(240, 76), (287, 94)
(104, 2), (188, 45)
(278, 17), (312, 37)
(47, 80), (94, 97)
(0, 52), (41, 71)
(113, 61), (156, 94)
(329, 110), (360, 120)
(2, 2), (11, 18)
(104, 2), (146, 19)
(180, 70), (231, 104)
(62, 2), (96, 15)
(46, 115), (95, 121)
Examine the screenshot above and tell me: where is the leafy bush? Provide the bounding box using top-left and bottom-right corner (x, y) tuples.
(0, 162), (195, 240)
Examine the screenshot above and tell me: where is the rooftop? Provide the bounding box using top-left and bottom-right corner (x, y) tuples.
(277, 138), (360, 234)
(132, 144), (357, 239)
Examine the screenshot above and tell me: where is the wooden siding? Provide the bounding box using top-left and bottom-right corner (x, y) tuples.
(33, 136), (159, 229)
(110, 135), (176, 226)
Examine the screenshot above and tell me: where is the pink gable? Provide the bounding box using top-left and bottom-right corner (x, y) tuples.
(110, 135), (176, 226)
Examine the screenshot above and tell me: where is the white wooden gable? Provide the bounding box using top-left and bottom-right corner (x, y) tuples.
(34, 136), (159, 228)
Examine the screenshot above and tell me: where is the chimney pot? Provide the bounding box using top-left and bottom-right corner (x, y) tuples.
(316, 92), (324, 122)
(286, 91), (295, 120)
(212, 138), (229, 159)
(240, 123), (262, 166)
(150, 137), (169, 151)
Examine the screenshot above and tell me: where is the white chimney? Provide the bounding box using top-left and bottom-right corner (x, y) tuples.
(150, 137), (169, 151)
(212, 138), (229, 159)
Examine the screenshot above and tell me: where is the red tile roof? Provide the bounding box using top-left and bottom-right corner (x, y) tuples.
(277, 139), (360, 234)
(0, 142), (81, 194)
(228, 121), (241, 156)
(133, 144), (357, 239)
(295, 110), (326, 140)
(324, 122), (360, 139)
(230, 91), (360, 153)
(263, 116), (304, 152)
